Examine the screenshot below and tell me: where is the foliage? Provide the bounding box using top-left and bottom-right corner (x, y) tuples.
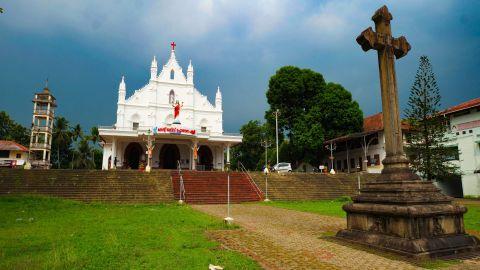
(51, 116), (72, 168)
(231, 120), (270, 171)
(264, 66), (363, 166)
(0, 196), (260, 269)
(71, 138), (95, 169)
(0, 111), (30, 146)
(405, 56), (460, 180)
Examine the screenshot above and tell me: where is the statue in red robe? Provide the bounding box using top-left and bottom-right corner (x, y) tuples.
(173, 100), (183, 120)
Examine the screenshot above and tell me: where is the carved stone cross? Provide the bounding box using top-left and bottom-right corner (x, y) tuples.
(356, 5), (411, 171)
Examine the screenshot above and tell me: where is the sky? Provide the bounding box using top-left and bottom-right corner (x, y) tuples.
(0, 0), (479, 133)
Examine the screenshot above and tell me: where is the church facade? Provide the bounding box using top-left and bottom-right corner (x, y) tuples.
(99, 43), (242, 171)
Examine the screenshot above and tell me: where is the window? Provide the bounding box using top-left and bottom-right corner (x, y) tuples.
(16, 153), (21, 159)
(170, 70), (175, 80)
(0, 150), (9, 158)
(132, 122), (139, 130)
(336, 160), (342, 170)
(374, 154), (380, 165)
(462, 131), (466, 135)
(343, 160), (347, 171)
(201, 126), (207, 132)
(367, 156), (371, 166)
(445, 146), (460, 161)
(358, 157), (363, 169)
(169, 90), (175, 104)
(350, 158), (355, 169)
(469, 130), (473, 133)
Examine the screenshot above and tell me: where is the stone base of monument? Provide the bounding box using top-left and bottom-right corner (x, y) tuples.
(336, 168), (480, 259)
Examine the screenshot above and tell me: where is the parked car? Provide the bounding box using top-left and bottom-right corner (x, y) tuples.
(273, 162), (292, 173)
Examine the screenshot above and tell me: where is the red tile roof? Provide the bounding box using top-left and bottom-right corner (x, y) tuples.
(0, 140), (29, 152)
(363, 113), (410, 132)
(439, 98), (480, 115)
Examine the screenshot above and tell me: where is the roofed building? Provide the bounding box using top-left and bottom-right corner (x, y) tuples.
(98, 43), (242, 171)
(0, 140), (29, 168)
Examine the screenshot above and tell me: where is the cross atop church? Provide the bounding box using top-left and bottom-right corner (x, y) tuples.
(171, 41), (176, 51)
(356, 5), (411, 170)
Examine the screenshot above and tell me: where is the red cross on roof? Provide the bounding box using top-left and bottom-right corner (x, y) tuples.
(171, 41), (176, 51)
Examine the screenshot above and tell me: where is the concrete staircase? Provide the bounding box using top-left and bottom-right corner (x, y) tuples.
(250, 172), (378, 201)
(171, 171), (263, 204)
(0, 169), (173, 203)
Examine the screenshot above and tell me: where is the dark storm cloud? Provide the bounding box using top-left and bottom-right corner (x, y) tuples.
(0, 0), (478, 132)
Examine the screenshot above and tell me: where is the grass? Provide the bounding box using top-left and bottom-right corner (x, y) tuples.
(264, 199), (347, 218)
(265, 199), (480, 232)
(0, 196), (260, 270)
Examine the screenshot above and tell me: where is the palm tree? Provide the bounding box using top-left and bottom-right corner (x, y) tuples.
(89, 126), (100, 169)
(71, 124), (83, 142)
(53, 117), (70, 168)
(72, 138), (94, 169)
(70, 124), (83, 168)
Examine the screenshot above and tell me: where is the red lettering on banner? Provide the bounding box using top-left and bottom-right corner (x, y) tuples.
(153, 126), (196, 135)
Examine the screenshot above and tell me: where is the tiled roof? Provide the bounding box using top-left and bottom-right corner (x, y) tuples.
(324, 113), (410, 144)
(363, 113), (410, 132)
(439, 98), (480, 115)
(0, 140), (29, 152)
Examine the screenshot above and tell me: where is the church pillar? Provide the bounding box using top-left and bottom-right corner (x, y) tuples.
(226, 144), (231, 166)
(112, 137), (117, 169)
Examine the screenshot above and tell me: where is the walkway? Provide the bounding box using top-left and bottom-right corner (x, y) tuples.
(193, 204), (480, 270)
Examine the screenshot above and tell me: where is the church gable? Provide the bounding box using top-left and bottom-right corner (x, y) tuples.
(157, 43), (187, 84)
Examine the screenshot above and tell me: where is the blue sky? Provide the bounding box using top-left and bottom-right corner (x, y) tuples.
(0, 0), (479, 133)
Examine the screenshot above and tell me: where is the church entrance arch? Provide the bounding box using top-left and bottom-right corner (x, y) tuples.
(124, 142), (144, 169)
(198, 145), (213, 171)
(159, 144), (180, 169)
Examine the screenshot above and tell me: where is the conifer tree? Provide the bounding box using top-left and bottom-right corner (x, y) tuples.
(405, 56), (459, 180)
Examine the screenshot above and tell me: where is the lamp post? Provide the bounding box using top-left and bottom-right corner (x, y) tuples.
(261, 140), (271, 201)
(272, 109), (280, 166)
(325, 142), (337, 174)
(356, 164), (361, 194)
(224, 162), (234, 225)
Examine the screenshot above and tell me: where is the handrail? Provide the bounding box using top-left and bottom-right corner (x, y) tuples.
(238, 161), (264, 200)
(177, 160), (186, 202)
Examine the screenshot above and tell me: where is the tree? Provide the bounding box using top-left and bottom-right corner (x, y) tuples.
(405, 56), (459, 180)
(89, 126), (101, 169)
(0, 111), (30, 146)
(231, 120), (270, 171)
(51, 117), (72, 168)
(72, 138), (95, 169)
(265, 66), (363, 166)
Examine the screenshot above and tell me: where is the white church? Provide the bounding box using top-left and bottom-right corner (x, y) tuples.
(99, 43), (242, 171)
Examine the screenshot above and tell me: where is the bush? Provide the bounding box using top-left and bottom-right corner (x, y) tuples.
(334, 196), (352, 202)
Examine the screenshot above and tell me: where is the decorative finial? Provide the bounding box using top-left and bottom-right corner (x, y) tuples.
(171, 41), (176, 51)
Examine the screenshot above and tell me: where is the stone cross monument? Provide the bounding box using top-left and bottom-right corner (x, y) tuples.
(336, 5), (478, 258)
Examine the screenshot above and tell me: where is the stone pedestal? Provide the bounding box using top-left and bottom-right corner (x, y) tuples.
(337, 167), (479, 258)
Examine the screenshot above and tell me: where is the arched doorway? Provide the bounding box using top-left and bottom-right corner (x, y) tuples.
(159, 144), (180, 169)
(198, 145), (213, 171)
(124, 142), (144, 169)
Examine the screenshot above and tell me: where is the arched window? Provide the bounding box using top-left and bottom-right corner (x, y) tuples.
(170, 69), (175, 80)
(169, 90), (175, 104)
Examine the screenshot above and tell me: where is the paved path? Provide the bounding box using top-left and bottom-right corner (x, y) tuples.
(193, 204), (419, 269)
(193, 204), (480, 270)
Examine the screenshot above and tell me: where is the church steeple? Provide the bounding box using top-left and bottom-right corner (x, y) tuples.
(187, 59), (194, 85)
(118, 75), (126, 103)
(150, 56), (157, 81)
(215, 86), (222, 111)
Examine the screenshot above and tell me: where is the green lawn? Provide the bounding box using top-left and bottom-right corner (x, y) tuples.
(0, 196), (260, 270)
(266, 199), (480, 232)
